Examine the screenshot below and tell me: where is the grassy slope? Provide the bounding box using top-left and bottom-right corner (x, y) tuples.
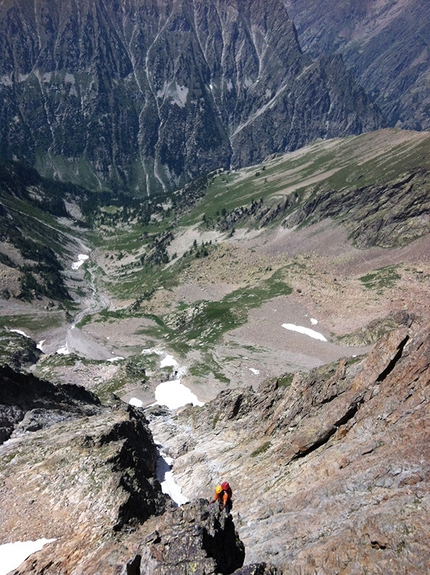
(93, 128), (430, 302)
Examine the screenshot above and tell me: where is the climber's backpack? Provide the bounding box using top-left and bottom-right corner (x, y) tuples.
(221, 481), (233, 499)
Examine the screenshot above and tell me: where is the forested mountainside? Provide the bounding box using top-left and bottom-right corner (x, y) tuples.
(0, 159), (89, 303)
(0, 0), (381, 195)
(284, 0), (430, 130)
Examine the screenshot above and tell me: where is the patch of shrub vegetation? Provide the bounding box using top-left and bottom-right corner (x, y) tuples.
(359, 265), (401, 292)
(277, 373), (294, 388)
(251, 441), (271, 457)
(189, 363), (213, 377)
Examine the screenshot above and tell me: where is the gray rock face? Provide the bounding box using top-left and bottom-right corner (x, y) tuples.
(0, 0), (382, 194)
(232, 566), (282, 575)
(151, 323), (430, 573)
(127, 499), (246, 575)
(0, 365), (168, 532)
(284, 167), (430, 248)
(3, 324), (429, 573)
(284, 0), (430, 130)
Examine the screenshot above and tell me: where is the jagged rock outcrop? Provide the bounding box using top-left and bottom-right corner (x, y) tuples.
(284, 0), (430, 130)
(1, 366), (278, 574)
(0, 331), (42, 371)
(150, 321), (430, 573)
(0, 0), (382, 194)
(0, 367), (169, 573)
(232, 566), (281, 575)
(126, 499), (246, 575)
(3, 323), (429, 573)
(0, 363), (101, 442)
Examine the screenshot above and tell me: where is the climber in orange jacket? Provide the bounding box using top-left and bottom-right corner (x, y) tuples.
(212, 481), (233, 514)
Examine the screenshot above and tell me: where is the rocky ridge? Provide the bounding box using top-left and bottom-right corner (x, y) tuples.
(1, 295), (429, 573)
(284, 0), (430, 130)
(0, 363), (101, 443)
(1, 364), (278, 574)
(284, 167), (430, 248)
(0, 367), (169, 572)
(0, 0), (382, 194)
(126, 499), (246, 575)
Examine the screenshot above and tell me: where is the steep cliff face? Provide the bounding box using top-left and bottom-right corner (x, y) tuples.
(284, 0), (430, 130)
(283, 166), (430, 248)
(151, 322), (430, 573)
(0, 0), (382, 194)
(0, 364), (100, 442)
(1, 367), (278, 574)
(2, 320), (429, 573)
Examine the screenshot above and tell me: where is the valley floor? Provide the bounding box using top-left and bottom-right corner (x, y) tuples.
(53, 222), (430, 399)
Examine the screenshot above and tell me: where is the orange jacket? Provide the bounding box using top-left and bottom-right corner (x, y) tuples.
(213, 490), (230, 509)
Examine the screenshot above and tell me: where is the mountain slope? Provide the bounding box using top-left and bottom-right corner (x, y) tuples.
(0, 159), (92, 303)
(5, 128), (426, 407)
(151, 322), (430, 573)
(0, 0), (382, 194)
(284, 0), (430, 130)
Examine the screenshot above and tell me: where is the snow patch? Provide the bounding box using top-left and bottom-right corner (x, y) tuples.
(282, 323), (327, 342)
(0, 539), (56, 575)
(129, 397), (143, 407)
(107, 356), (124, 362)
(37, 340), (45, 351)
(56, 345), (70, 355)
(310, 318), (318, 325)
(148, 350), (203, 506)
(71, 254), (89, 270)
(249, 368), (260, 375)
(156, 449), (189, 506)
(9, 329), (30, 338)
(155, 380), (204, 410)
(160, 353), (179, 369)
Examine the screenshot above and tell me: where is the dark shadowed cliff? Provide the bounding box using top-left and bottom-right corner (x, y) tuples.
(0, 0), (382, 194)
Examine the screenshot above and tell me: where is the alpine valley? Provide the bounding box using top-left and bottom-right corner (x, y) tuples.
(0, 1), (429, 575)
